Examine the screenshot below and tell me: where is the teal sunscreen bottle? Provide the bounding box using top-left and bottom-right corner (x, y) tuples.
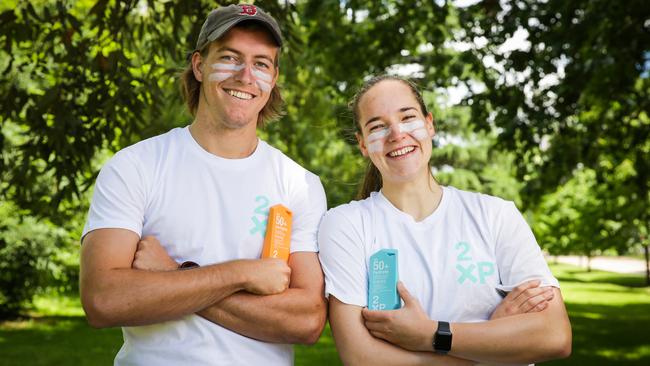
(368, 249), (400, 310)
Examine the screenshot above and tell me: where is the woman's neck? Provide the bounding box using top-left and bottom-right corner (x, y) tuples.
(381, 170), (442, 222)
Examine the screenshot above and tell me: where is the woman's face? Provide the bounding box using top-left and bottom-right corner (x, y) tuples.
(356, 79), (435, 184)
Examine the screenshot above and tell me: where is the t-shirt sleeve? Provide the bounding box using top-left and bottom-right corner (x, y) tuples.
(318, 207), (367, 307)
(81, 150), (148, 241)
(287, 172), (327, 253)
(493, 200), (560, 290)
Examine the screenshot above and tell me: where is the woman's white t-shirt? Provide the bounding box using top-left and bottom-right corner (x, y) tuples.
(318, 186), (558, 323)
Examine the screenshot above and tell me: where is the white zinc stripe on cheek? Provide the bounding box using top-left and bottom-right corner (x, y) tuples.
(251, 68), (272, 82)
(366, 129), (389, 154)
(366, 128), (389, 143)
(411, 129), (429, 141)
(256, 80), (272, 92)
(399, 119), (424, 133)
(367, 140), (384, 153)
(399, 119), (429, 141)
(208, 72), (232, 82)
(209, 64), (244, 83)
(211, 63), (245, 71)
(252, 69), (272, 92)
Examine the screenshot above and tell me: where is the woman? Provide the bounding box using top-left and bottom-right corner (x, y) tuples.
(318, 75), (572, 365)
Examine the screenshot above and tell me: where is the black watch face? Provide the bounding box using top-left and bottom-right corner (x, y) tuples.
(436, 331), (452, 352)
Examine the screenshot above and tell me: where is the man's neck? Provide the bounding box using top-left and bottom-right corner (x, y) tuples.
(189, 117), (258, 159)
(381, 170), (442, 222)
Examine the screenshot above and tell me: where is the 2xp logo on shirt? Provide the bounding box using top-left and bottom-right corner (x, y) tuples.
(454, 241), (495, 285)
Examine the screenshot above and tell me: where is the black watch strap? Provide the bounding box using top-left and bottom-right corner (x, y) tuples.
(433, 321), (452, 354)
(179, 261), (199, 269)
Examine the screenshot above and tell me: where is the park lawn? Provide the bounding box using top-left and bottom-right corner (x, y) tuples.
(544, 263), (650, 365)
(1, 263), (648, 365)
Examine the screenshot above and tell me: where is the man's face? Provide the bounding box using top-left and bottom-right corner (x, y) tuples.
(194, 26), (279, 130)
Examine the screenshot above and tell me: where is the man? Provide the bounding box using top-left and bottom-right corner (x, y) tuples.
(80, 4), (327, 365)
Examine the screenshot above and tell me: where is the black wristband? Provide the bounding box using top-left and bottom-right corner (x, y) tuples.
(179, 261), (199, 269)
(433, 321), (452, 354)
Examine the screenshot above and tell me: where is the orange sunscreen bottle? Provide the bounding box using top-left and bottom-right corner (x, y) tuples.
(261, 204), (292, 261)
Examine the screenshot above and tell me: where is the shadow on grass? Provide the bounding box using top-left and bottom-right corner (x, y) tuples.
(0, 315), (122, 366)
(0, 315), (343, 366)
(544, 295), (650, 365)
(553, 266), (648, 288)
(543, 264), (650, 365)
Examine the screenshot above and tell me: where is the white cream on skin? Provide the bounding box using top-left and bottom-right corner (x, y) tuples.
(398, 119), (428, 140)
(251, 69), (272, 92)
(367, 129), (390, 153)
(365, 119), (429, 154)
(208, 63), (273, 92)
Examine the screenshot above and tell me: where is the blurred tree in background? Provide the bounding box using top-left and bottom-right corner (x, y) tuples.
(456, 0), (650, 273)
(0, 0), (648, 317)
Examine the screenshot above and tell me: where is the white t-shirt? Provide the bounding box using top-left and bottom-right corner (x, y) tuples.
(318, 186), (558, 324)
(83, 126), (327, 366)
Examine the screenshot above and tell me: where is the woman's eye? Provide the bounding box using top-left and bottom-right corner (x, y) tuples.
(402, 115), (416, 121)
(369, 125), (385, 132)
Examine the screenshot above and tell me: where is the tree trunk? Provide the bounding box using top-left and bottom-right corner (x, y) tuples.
(643, 244), (650, 286)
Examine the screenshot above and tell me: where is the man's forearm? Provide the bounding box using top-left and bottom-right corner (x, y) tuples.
(82, 262), (248, 328)
(198, 287), (327, 344)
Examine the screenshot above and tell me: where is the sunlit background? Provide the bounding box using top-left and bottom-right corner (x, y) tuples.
(1, 0), (649, 364)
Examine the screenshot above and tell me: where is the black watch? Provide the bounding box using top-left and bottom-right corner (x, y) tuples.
(179, 261), (199, 269)
(433, 321), (452, 354)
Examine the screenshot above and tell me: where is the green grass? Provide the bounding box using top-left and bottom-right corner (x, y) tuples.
(1, 264), (649, 365)
(544, 264), (650, 365)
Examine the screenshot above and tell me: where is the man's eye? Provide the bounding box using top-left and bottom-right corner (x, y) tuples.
(255, 61), (271, 69)
(221, 55), (236, 61)
(369, 125), (386, 132)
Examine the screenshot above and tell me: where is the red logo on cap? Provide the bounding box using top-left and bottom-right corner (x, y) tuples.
(239, 5), (257, 16)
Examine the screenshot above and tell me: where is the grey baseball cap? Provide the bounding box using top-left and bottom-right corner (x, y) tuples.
(195, 4), (283, 51)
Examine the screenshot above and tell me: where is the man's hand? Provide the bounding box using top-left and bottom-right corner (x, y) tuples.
(490, 280), (554, 320)
(361, 281), (433, 352)
(132, 236), (179, 271)
(131, 235), (290, 295)
(241, 258), (292, 295)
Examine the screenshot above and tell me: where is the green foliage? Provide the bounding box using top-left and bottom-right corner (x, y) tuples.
(454, 0), (649, 266)
(2, 0), (648, 312)
(431, 102), (523, 205)
(0, 0), (207, 218)
(0, 201), (72, 319)
(263, 0), (458, 206)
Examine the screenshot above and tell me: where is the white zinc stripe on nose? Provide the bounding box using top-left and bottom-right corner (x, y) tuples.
(211, 63), (245, 71)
